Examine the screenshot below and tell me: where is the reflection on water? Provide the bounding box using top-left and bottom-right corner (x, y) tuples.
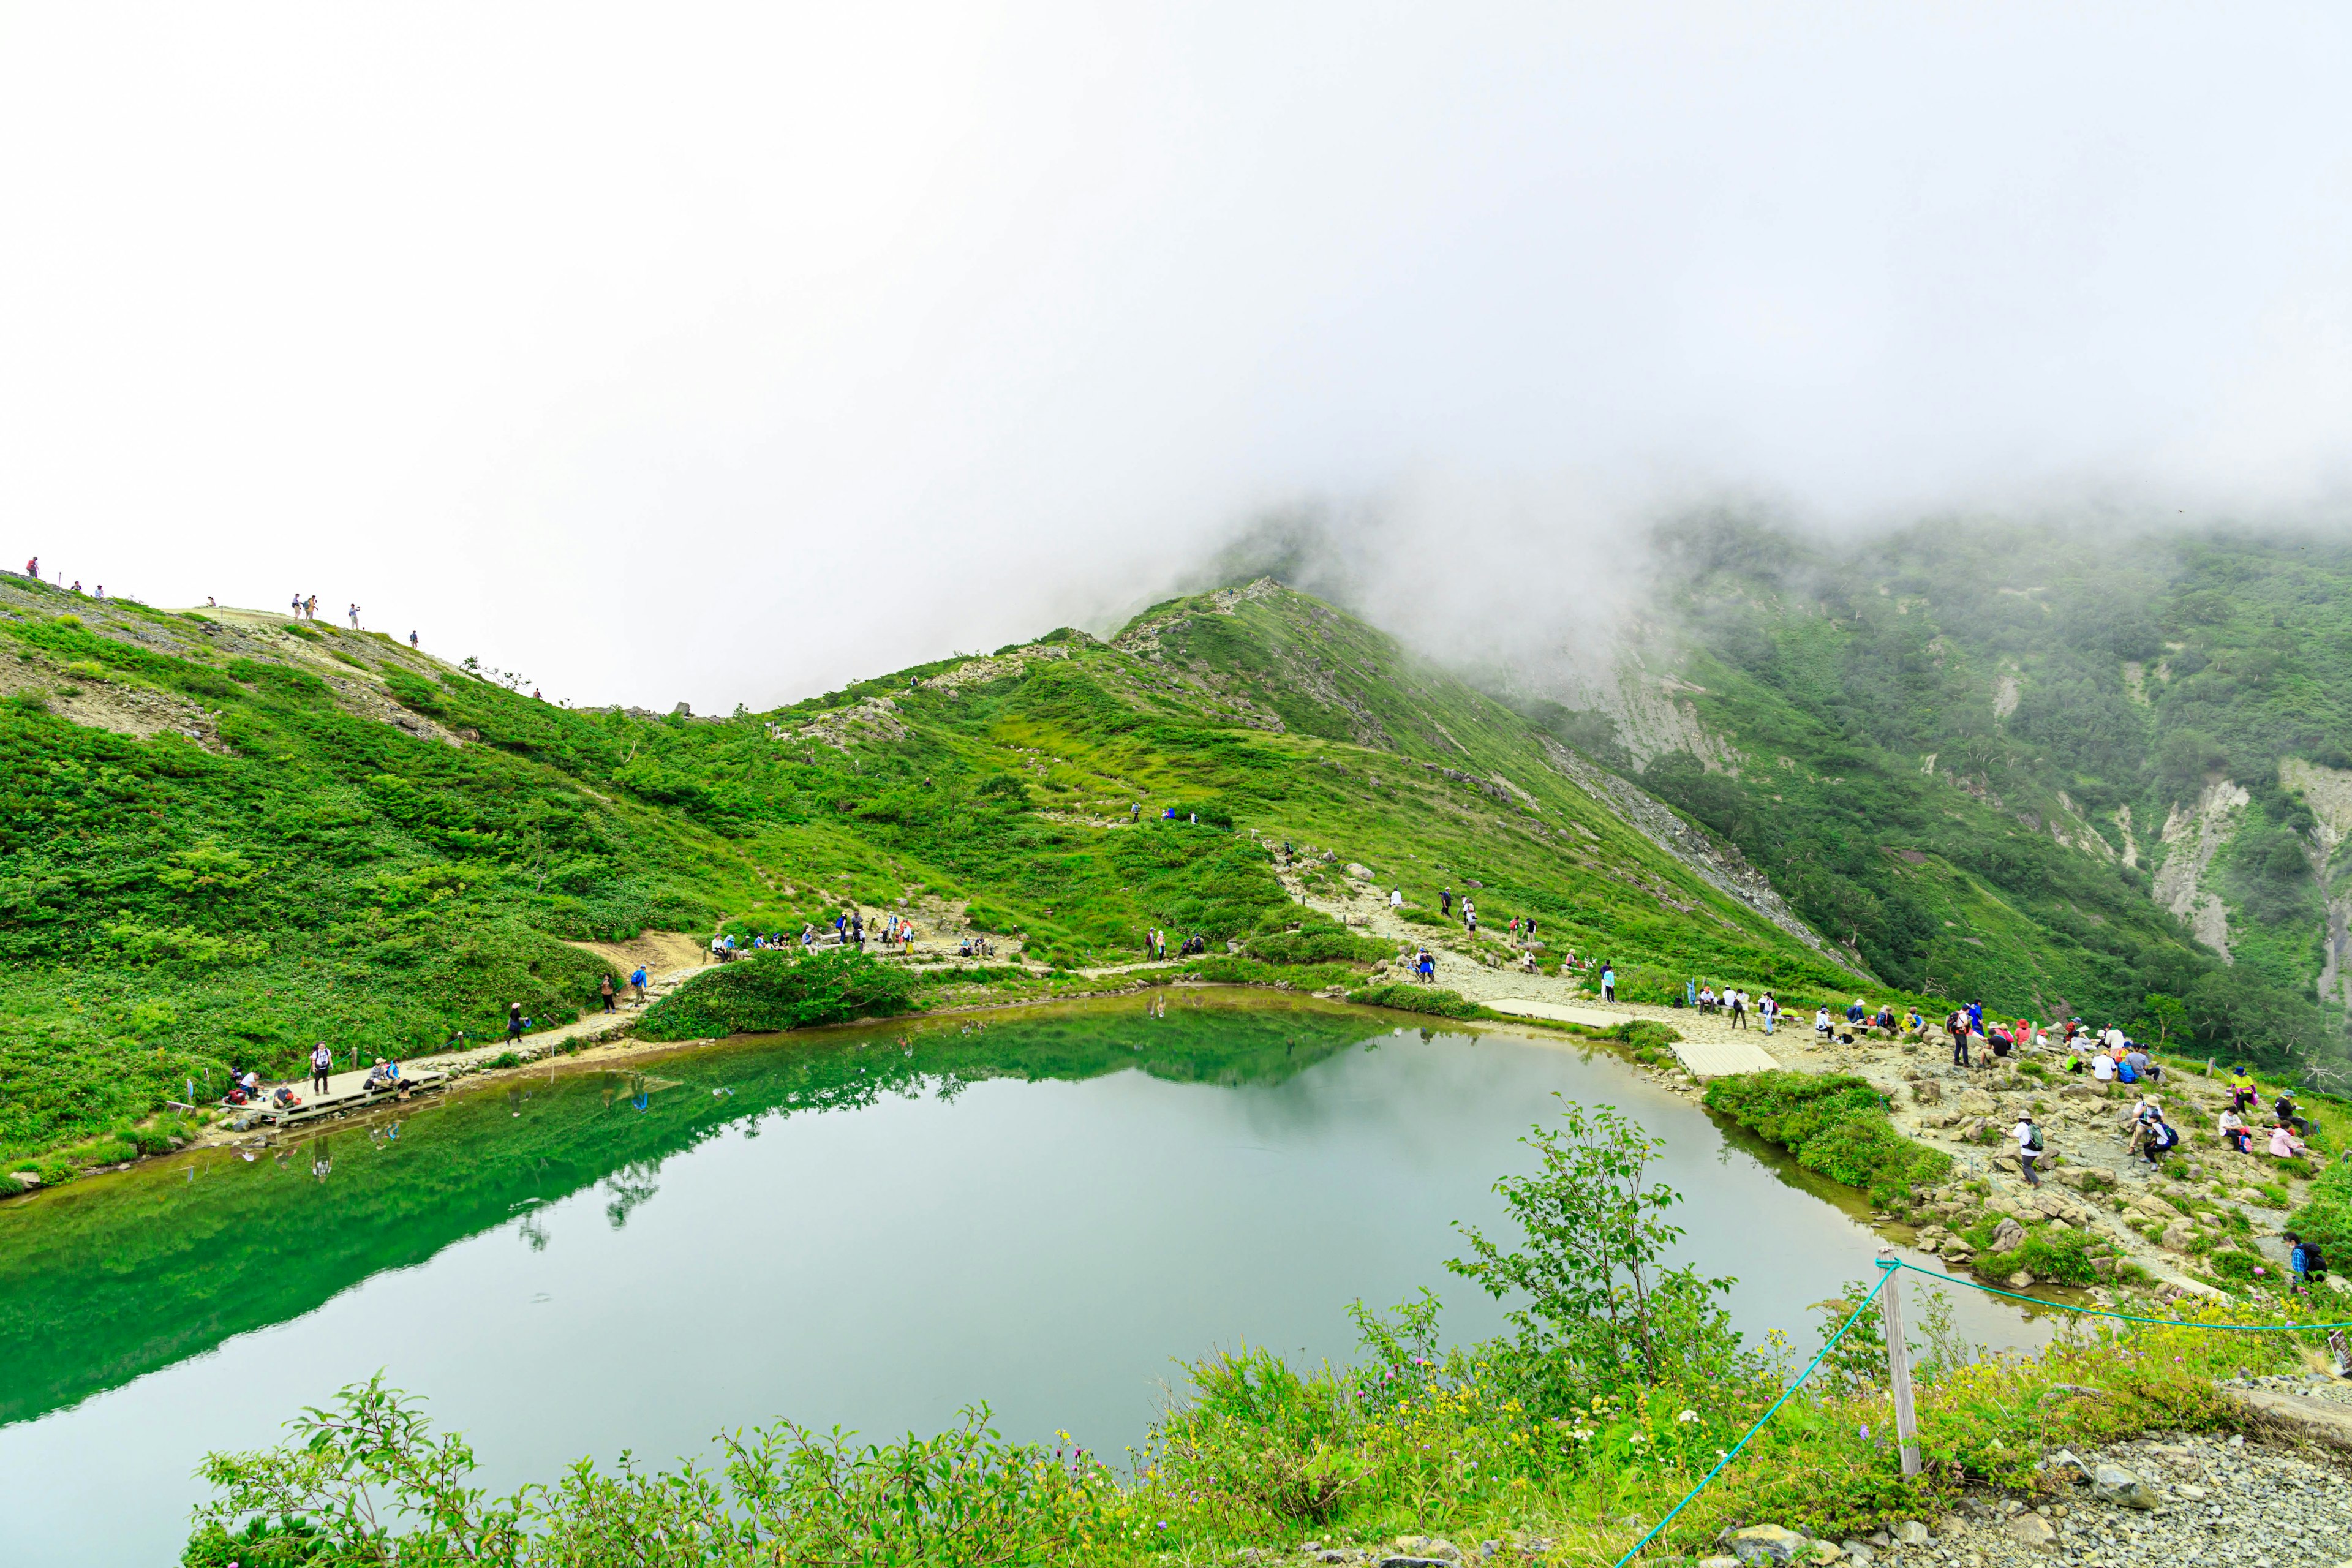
(0, 993), (2048, 1564)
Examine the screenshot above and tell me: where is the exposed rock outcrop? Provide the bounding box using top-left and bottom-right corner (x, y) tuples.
(1538, 735), (1866, 975)
(2152, 778), (2248, 960)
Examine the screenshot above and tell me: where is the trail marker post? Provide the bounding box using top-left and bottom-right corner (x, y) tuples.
(1877, 1246), (1921, 1476)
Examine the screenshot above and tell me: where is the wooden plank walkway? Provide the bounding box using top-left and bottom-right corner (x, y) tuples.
(1668, 1036), (1783, 1076)
(1485, 997), (1635, 1028)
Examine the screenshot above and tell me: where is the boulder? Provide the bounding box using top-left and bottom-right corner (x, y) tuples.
(6, 1171), (39, 1189)
(2091, 1464), (2160, 1509)
(1838, 1542), (1876, 1566)
(1346, 862), (1373, 881)
(1890, 1522), (1931, 1547)
(1909, 1078), (1943, 1105)
(2005, 1513), (2057, 1548)
(2045, 1447), (2090, 1483)
(1725, 1525), (1811, 1564)
(1953, 1089), (1997, 1115)
(2160, 1221), (2193, 1253)
(2005, 1270), (2037, 1289)
(1991, 1216), (2027, 1251)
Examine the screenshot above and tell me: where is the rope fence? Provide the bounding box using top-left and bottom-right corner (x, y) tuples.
(1609, 1253), (2348, 1567)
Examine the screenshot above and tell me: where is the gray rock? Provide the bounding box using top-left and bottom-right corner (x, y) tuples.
(1838, 1540), (1875, 1564)
(1890, 1521), (1930, 1547)
(1992, 1215), (2027, 1251)
(1725, 1524), (1810, 1564)
(2045, 1447), (2091, 1483)
(2005, 1512), (2057, 1548)
(2092, 1463), (2160, 1509)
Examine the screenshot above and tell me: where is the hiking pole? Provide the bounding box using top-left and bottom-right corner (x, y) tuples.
(1877, 1249), (1920, 1476)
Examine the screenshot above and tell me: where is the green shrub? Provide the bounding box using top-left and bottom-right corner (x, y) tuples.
(1705, 1071), (1951, 1204)
(639, 949), (918, 1041)
(1344, 984), (1482, 1019)
(1614, 1019), (1683, 1050)
(2290, 1160), (2352, 1262)
(1245, 925), (1388, 965)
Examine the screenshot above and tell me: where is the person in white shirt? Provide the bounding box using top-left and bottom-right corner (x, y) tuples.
(2090, 1052), (2116, 1083)
(2015, 1114), (2043, 1186)
(1814, 1006), (1833, 1036)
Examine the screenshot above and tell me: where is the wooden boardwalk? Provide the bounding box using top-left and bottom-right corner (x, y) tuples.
(1485, 997), (1635, 1028)
(1667, 1036), (1783, 1076)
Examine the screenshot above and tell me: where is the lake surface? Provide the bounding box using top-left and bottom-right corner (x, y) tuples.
(0, 993), (2046, 1564)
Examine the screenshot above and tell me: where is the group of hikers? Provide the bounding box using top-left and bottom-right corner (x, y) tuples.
(221, 1045), (410, 1113)
(710, 908), (1028, 963)
(1685, 981), (1783, 1031)
(283, 592), (365, 628)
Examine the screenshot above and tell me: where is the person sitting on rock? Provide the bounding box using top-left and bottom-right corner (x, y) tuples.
(2271, 1121), (2309, 1160)
(2218, 1104), (2252, 1153)
(1815, 1007), (1834, 1037)
(2229, 1068), (2260, 1115)
(2275, 1090), (2311, 1139)
(2141, 1115), (2180, 1166)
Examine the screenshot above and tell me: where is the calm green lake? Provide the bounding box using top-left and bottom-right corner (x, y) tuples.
(0, 993), (2044, 1564)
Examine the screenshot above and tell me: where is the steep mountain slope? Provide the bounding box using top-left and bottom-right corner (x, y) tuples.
(0, 574), (1858, 1171)
(1518, 518), (2352, 1079)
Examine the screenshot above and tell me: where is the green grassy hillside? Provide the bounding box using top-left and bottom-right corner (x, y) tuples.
(0, 575), (1861, 1175)
(1529, 518), (2352, 1077)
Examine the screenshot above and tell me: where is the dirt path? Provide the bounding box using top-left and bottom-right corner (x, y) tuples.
(1275, 864), (2316, 1301)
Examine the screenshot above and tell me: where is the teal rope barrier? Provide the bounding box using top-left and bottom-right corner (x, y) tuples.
(1607, 1265), (1894, 1568)
(1890, 1259), (2352, 1331)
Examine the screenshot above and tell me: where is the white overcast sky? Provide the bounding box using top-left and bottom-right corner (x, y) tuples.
(6, 4), (2352, 709)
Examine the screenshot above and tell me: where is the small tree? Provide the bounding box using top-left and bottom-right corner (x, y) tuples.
(2135, 992), (2188, 1050)
(1448, 1097), (1736, 1401)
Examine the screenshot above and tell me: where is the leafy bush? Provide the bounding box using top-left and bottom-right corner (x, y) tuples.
(1705, 1071), (1952, 1204)
(1245, 924), (1389, 966)
(638, 949), (918, 1040)
(187, 1376), (1107, 1567)
(2290, 1159), (2352, 1263)
(1344, 984), (1482, 1019)
(1614, 1020), (1683, 1050)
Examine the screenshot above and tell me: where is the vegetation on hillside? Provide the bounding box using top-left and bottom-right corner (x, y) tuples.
(1537, 519), (2352, 1080)
(0, 574), (1860, 1172)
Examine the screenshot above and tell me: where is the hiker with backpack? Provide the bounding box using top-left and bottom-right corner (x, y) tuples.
(2014, 1112), (2044, 1186)
(2290, 1232), (2326, 1294)
(2142, 1114), (2182, 1166)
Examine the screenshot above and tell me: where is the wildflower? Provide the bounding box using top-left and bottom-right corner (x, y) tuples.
(1676, 1409), (1698, 1423)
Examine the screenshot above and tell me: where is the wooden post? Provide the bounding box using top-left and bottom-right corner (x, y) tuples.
(1879, 1246), (1921, 1476)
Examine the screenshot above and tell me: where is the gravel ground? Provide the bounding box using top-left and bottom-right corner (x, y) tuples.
(1860, 1432), (2352, 1567)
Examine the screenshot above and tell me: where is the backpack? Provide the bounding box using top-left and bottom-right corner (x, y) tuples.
(2117, 1061), (2138, 1083)
(2026, 1125), (2044, 1153)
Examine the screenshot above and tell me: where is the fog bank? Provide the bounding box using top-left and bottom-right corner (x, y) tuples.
(8, 6), (2352, 707)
